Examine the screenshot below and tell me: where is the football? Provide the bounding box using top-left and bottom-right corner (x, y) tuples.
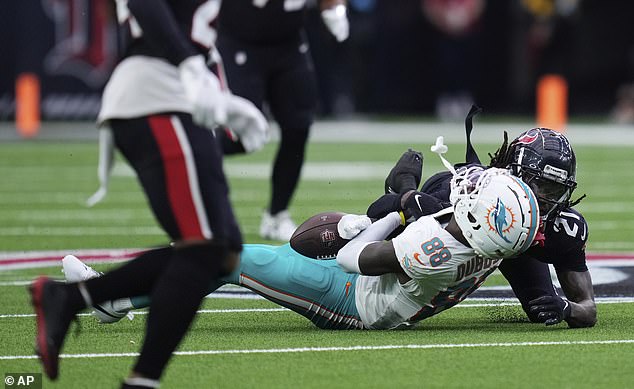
(290, 212), (350, 260)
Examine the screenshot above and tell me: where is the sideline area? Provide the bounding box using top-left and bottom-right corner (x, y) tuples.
(1, 120), (633, 145)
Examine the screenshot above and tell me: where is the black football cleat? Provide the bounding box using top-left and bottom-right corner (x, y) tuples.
(384, 149), (424, 194)
(29, 277), (77, 380)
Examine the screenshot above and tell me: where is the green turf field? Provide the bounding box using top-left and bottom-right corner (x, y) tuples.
(1, 135), (633, 388)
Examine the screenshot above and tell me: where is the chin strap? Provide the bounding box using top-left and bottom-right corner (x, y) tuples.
(86, 127), (115, 207)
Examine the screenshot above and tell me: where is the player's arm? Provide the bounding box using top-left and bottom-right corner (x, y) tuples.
(336, 212), (410, 281)
(366, 190), (446, 222)
(128, 0), (267, 148)
(556, 269), (596, 328)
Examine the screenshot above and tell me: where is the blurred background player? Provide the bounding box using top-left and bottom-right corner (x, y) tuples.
(29, 0), (266, 388)
(214, 0), (350, 241)
(421, 0), (485, 121)
(371, 127), (595, 328)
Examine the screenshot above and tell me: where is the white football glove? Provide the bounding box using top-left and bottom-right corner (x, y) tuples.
(321, 5), (349, 42)
(179, 55), (268, 152)
(224, 94), (269, 153)
(179, 55), (227, 128)
(337, 214), (372, 240)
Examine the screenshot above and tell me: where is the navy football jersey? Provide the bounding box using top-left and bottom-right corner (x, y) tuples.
(118, 0), (219, 64)
(218, 0), (307, 44)
(523, 208), (588, 272)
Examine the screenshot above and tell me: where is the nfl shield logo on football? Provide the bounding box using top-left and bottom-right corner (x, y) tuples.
(320, 229), (336, 248)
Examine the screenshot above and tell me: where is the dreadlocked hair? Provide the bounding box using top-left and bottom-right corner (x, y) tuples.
(488, 131), (511, 168)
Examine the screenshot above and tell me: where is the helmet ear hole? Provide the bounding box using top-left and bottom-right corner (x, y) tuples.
(467, 212), (477, 223)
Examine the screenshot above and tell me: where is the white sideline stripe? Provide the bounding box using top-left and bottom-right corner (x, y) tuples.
(2, 339), (634, 360)
(2, 298), (633, 319)
(0, 227), (164, 236)
(0, 308), (288, 319)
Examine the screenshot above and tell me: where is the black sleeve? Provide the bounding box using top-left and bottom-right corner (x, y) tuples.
(366, 191), (448, 221)
(498, 255), (558, 322)
(547, 208), (589, 272)
(366, 193), (401, 219)
(128, 0), (198, 65)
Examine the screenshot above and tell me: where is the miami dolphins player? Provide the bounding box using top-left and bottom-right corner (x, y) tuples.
(64, 164), (539, 330)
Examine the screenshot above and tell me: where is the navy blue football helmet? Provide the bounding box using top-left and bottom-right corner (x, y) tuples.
(506, 128), (578, 221)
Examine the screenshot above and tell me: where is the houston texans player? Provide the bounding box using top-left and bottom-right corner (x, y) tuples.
(28, 1), (267, 387)
(370, 126), (595, 328)
(214, 0), (349, 241)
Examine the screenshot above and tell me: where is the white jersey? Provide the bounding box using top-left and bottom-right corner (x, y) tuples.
(354, 215), (501, 329)
(97, 56), (190, 125)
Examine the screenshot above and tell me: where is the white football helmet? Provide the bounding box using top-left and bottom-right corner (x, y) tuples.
(451, 167), (540, 259)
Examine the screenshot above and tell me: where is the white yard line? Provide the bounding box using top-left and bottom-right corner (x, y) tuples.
(3, 121), (634, 145)
(2, 298), (632, 319)
(2, 339), (633, 360)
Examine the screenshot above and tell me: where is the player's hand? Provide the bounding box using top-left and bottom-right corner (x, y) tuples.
(398, 190), (425, 223)
(528, 295), (571, 326)
(321, 5), (349, 42)
(337, 214), (372, 240)
(179, 55), (227, 128)
(223, 94), (269, 152)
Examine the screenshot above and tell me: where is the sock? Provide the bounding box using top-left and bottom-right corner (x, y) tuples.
(133, 242), (227, 379)
(121, 275), (227, 311)
(269, 127), (309, 214)
(62, 247), (173, 311)
(131, 295), (151, 309)
(112, 297), (134, 312)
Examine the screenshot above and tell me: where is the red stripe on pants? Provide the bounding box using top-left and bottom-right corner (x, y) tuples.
(148, 115), (204, 240)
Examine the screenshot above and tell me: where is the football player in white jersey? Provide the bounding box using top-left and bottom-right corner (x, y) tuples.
(64, 164), (539, 330)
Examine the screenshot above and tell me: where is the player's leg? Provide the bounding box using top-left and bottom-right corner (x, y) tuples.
(215, 34), (267, 155)
(62, 243), (362, 330)
(261, 40), (317, 240)
(29, 115), (191, 379)
(420, 171), (453, 199)
(223, 244), (363, 329)
(123, 113), (241, 382)
(32, 113), (242, 383)
(384, 149), (424, 194)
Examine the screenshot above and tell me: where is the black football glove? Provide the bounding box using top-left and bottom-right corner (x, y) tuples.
(384, 149), (423, 194)
(398, 190), (446, 223)
(528, 295), (571, 326)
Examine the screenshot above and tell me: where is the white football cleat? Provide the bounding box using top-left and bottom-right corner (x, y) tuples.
(61, 255), (134, 323)
(259, 210), (297, 241)
(62, 255), (101, 283)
